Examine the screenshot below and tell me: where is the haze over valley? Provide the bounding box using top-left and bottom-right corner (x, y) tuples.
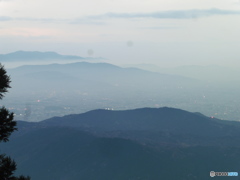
(0, 51), (239, 122)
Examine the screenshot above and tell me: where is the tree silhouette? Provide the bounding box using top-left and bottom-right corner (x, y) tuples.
(0, 63), (30, 180)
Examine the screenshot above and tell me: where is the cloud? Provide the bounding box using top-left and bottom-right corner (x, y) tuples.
(141, 26), (179, 30)
(0, 16), (67, 22)
(1, 8), (240, 23)
(17, 17), (66, 23)
(0, 0), (15, 2)
(0, 16), (12, 21)
(74, 8), (240, 25)
(70, 18), (107, 25)
(88, 8), (240, 19)
(0, 16), (105, 25)
(233, 0), (240, 4)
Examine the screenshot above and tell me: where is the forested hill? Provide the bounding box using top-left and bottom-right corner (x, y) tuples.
(40, 107), (240, 138)
(16, 107), (240, 147)
(2, 107), (240, 180)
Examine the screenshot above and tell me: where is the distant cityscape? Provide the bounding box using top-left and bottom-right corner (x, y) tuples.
(2, 89), (240, 122)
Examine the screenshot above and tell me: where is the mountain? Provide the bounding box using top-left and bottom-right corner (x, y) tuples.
(0, 51), (87, 61)
(3, 61), (240, 122)
(4, 61), (211, 122)
(124, 64), (240, 85)
(1, 127), (166, 180)
(2, 127), (240, 180)
(8, 62), (199, 92)
(7, 61), (200, 99)
(40, 107), (233, 135)
(0, 51), (105, 63)
(163, 65), (240, 85)
(1, 107), (240, 180)
(38, 107), (240, 147)
(14, 107), (240, 147)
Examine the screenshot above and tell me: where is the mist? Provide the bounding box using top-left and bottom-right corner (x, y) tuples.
(0, 52), (239, 122)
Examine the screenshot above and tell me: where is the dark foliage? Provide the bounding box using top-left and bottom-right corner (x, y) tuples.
(0, 154), (16, 179)
(0, 107), (16, 142)
(0, 64), (11, 99)
(0, 154), (31, 180)
(0, 63), (30, 180)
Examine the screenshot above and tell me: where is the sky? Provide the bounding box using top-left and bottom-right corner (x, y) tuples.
(1, 0), (240, 67)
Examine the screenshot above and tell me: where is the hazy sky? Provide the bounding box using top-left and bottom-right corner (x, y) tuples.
(1, 0), (240, 67)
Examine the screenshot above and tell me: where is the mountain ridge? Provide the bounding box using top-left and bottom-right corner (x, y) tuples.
(39, 107), (237, 136)
(2, 107), (240, 180)
(0, 51), (104, 61)
(13, 107), (240, 148)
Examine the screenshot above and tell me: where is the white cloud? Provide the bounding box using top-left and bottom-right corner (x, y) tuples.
(1, 8), (240, 23)
(0, 16), (12, 21)
(87, 8), (240, 20)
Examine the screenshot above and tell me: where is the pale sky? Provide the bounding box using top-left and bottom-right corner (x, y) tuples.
(1, 0), (240, 67)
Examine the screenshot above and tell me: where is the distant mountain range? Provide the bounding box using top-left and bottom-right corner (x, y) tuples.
(124, 63), (240, 84)
(0, 51), (104, 61)
(8, 61), (200, 97)
(1, 107), (240, 180)
(6, 61), (240, 121)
